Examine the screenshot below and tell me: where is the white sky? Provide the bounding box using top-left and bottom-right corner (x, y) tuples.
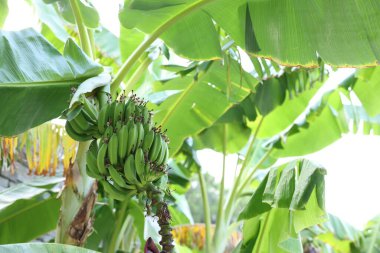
(4, 0), (380, 229)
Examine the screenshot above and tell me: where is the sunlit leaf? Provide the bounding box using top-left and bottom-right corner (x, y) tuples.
(0, 29), (103, 136)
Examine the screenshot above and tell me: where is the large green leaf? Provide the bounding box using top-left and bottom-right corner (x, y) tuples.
(0, 180), (63, 243)
(151, 60), (257, 154)
(119, 0), (222, 60)
(0, 243), (99, 253)
(0, 29), (103, 136)
(120, 0), (380, 67)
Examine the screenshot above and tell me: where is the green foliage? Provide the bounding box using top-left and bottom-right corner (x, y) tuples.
(0, 178), (63, 243)
(239, 159), (327, 253)
(121, 0), (380, 67)
(2, 0), (380, 252)
(0, 29), (102, 136)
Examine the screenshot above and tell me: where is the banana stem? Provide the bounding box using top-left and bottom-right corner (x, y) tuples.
(107, 200), (129, 253)
(87, 28), (96, 60)
(55, 141), (94, 244)
(123, 53), (152, 94)
(224, 117), (264, 224)
(236, 148), (273, 197)
(68, 0), (93, 58)
(212, 124), (227, 252)
(198, 169), (212, 253)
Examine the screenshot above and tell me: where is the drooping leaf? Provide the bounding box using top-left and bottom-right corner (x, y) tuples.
(0, 243), (100, 253)
(239, 159), (327, 253)
(255, 77), (286, 116)
(0, 29), (103, 136)
(238, 159), (326, 221)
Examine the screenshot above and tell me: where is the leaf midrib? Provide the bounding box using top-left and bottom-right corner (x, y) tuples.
(0, 79), (87, 88)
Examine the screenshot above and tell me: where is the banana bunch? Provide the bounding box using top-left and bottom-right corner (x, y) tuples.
(83, 93), (170, 201)
(65, 95), (100, 141)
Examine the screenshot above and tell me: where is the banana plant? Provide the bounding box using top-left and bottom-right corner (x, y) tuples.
(1, 0), (380, 253)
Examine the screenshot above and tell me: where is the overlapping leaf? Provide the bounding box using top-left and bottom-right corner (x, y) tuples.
(150, 60), (257, 155)
(0, 29), (103, 136)
(120, 0), (380, 67)
(239, 159), (327, 253)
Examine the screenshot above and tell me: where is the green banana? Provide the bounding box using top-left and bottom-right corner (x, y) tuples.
(69, 118), (87, 135)
(86, 165), (103, 180)
(86, 140), (102, 178)
(114, 101), (124, 123)
(124, 101), (135, 120)
(65, 121), (92, 141)
(142, 130), (154, 151)
(101, 180), (136, 201)
(72, 110), (91, 131)
(127, 123), (138, 154)
(143, 121), (153, 133)
(144, 162), (151, 181)
(134, 148), (145, 182)
(149, 133), (161, 162)
(156, 138), (168, 165)
(136, 122), (144, 148)
(134, 105), (142, 118)
(97, 142), (108, 175)
(104, 125), (114, 139)
(108, 133), (118, 165)
(80, 109), (97, 125)
(98, 105), (109, 134)
(108, 165), (129, 189)
(108, 101), (117, 126)
(142, 107), (150, 124)
(123, 155), (139, 185)
(81, 95), (98, 120)
(118, 125), (129, 161)
(114, 121), (122, 132)
(163, 142), (169, 165)
(113, 181), (136, 191)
